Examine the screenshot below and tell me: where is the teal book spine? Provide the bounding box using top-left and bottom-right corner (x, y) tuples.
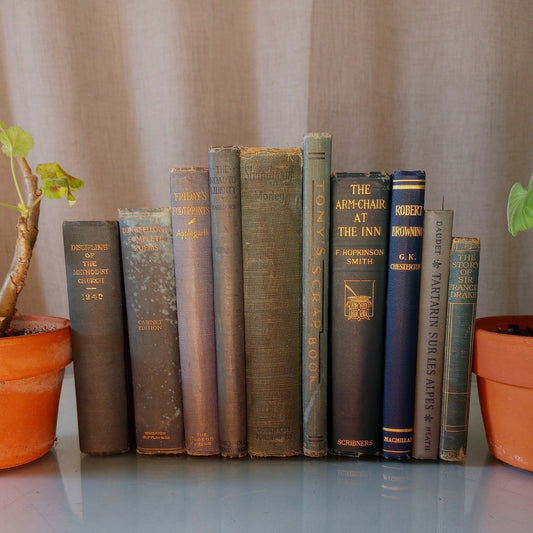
(329, 172), (391, 456)
(382, 170), (426, 460)
(118, 208), (185, 454)
(439, 237), (480, 461)
(302, 133), (332, 457)
(208, 147), (247, 458)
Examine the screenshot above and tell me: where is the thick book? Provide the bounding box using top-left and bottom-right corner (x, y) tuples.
(412, 210), (454, 460)
(381, 170), (426, 460)
(329, 172), (391, 457)
(170, 167), (220, 456)
(208, 147), (247, 458)
(118, 207), (185, 454)
(240, 147), (303, 457)
(302, 133), (332, 457)
(63, 220), (132, 455)
(439, 236), (480, 461)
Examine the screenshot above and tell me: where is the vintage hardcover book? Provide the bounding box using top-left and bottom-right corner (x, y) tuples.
(329, 172), (391, 457)
(63, 220), (132, 455)
(118, 207), (185, 455)
(240, 147), (303, 457)
(302, 133), (332, 457)
(382, 170), (426, 460)
(412, 210), (454, 460)
(208, 146), (247, 458)
(170, 167), (220, 456)
(439, 236), (480, 461)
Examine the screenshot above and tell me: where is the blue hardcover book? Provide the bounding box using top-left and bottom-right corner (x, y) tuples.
(381, 170), (425, 460)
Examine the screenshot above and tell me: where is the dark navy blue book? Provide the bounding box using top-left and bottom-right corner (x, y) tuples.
(381, 170), (425, 460)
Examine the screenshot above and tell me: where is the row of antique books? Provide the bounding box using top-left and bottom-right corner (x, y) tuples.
(62, 133), (480, 461)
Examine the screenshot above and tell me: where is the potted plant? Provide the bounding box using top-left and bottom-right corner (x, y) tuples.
(0, 120), (83, 469)
(473, 173), (533, 471)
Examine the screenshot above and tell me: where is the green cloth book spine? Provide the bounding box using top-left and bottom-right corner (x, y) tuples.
(439, 236), (480, 461)
(118, 208), (185, 454)
(62, 220), (133, 455)
(170, 168), (220, 456)
(302, 133), (332, 457)
(240, 147), (303, 457)
(412, 209), (454, 460)
(208, 146), (247, 458)
(329, 172), (391, 456)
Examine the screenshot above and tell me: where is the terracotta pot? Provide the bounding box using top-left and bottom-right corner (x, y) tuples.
(473, 315), (533, 471)
(0, 315), (72, 469)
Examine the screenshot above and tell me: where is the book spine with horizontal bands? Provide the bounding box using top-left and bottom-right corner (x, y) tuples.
(382, 170), (425, 460)
(63, 220), (132, 455)
(240, 147), (303, 457)
(118, 208), (185, 454)
(439, 237), (480, 461)
(170, 168), (220, 456)
(329, 172), (391, 456)
(412, 210), (453, 459)
(302, 133), (332, 457)
(209, 146), (247, 458)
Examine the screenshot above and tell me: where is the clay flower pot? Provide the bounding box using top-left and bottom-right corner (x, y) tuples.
(0, 315), (72, 469)
(473, 315), (533, 471)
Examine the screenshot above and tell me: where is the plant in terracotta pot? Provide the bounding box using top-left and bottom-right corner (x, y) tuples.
(473, 173), (533, 472)
(0, 120), (83, 469)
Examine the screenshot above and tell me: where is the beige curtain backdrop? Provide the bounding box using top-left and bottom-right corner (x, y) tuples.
(1, 0), (532, 320)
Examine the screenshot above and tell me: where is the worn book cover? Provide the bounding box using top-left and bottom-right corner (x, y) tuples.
(63, 220), (133, 455)
(240, 147), (303, 457)
(170, 167), (220, 456)
(118, 207), (185, 454)
(209, 146), (247, 458)
(329, 172), (391, 457)
(302, 133), (332, 457)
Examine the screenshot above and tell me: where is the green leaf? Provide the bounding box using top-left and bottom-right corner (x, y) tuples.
(0, 125), (34, 158)
(36, 163), (84, 207)
(0, 120), (6, 130)
(507, 174), (533, 236)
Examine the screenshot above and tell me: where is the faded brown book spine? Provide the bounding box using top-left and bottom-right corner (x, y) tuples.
(118, 208), (185, 454)
(209, 147), (247, 458)
(63, 220), (132, 455)
(170, 168), (220, 456)
(240, 147), (303, 457)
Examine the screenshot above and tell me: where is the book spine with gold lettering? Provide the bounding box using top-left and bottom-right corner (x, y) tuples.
(208, 147), (247, 458)
(412, 209), (453, 459)
(240, 147), (303, 457)
(302, 133), (332, 457)
(170, 168), (220, 456)
(329, 172), (391, 457)
(439, 236), (480, 461)
(63, 220), (133, 455)
(118, 208), (185, 454)
(381, 170), (425, 460)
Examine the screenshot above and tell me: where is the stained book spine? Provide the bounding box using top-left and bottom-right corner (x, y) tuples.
(240, 147), (303, 457)
(62, 220), (132, 455)
(302, 133), (332, 457)
(381, 170), (426, 460)
(208, 147), (247, 458)
(118, 208), (185, 454)
(170, 168), (220, 456)
(439, 237), (480, 461)
(329, 172), (391, 457)
(412, 210), (453, 460)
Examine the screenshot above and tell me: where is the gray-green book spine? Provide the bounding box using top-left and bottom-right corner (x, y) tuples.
(208, 146), (247, 458)
(412, 209), (453, 459)
(118, 208), (185, 454)
(439, 237), (480, 461)
(302, 133), (331, 457)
